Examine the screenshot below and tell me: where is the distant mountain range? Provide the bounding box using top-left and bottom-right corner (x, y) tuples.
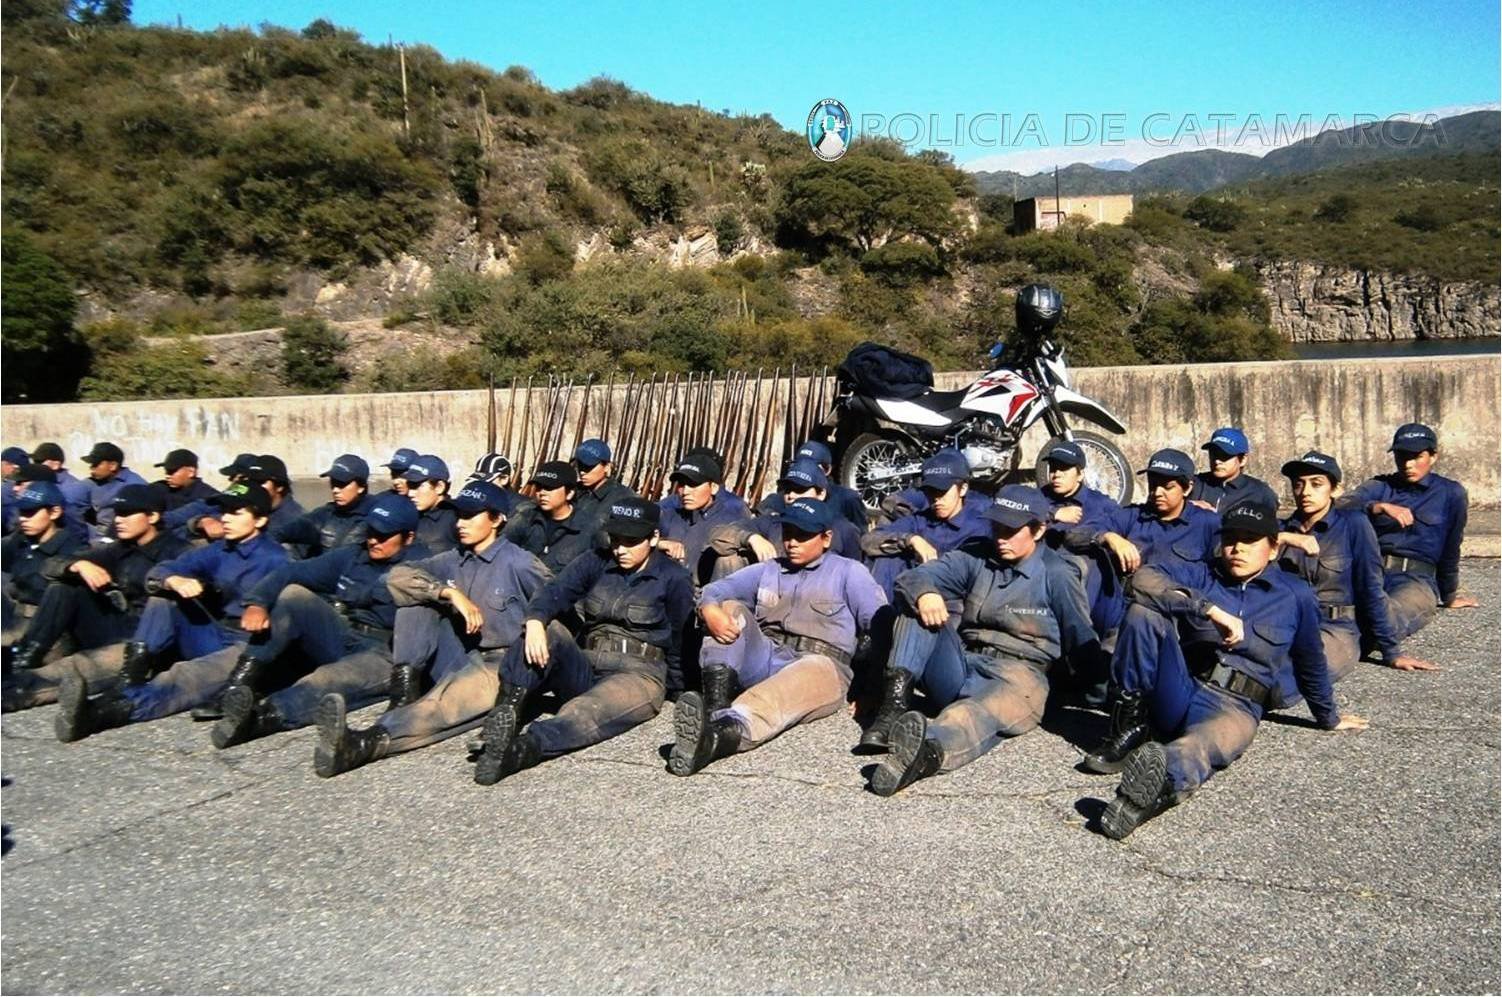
(971, 110), (1500, 197)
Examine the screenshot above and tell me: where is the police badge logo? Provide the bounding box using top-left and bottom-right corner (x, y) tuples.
(807, 98), (851, 161)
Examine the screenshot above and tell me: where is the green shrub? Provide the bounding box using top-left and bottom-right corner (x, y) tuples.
(516, 230), (574, 285)
(79, 339), (251, 400)
(1, 232), (85, 402)
(280, 313), (348, 391)
(860, 241), (942, 286)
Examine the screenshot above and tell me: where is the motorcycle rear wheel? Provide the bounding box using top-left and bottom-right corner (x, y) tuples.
(1034, 430), (1133, 506)
(839, 432), (925, 511)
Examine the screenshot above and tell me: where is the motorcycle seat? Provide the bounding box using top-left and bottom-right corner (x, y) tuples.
(909, 386), (970, 412)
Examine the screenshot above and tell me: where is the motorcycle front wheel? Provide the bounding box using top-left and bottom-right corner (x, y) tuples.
(839, 432), (925, 511)
(1034, 430), (1133, 506)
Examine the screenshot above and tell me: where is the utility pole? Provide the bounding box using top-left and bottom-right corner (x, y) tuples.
(398, 44), (411, 141)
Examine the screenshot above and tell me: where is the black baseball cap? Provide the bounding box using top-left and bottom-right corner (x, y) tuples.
(244, 455), (289, 484)
(14, 463), (57, 484)
(469, 453), (513, 480)
(1220, 501), (1279, 540)
(530, 461), (578, 491)
(450, 480), (508, 516)
(83, 442), (124, 465)
(670, 455), (722, 486)
(29, 442), (64, 463)
(156, 448), (199, 472)
(209, 483), (272, 517)
(1280, 451), (1342, 484)
(320, 454), (370, 484)
(2, 446), (29, 466)
(112, 484), (166, 516)
(604, 496), (660, 540)
(219, 452), (259, 477)
(1389, 423), (1438, 454)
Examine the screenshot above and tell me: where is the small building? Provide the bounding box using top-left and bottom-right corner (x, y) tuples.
(1014, 194), (1135, 233)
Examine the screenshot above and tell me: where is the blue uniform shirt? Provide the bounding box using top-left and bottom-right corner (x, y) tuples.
(244, 539), (431, 630)
(2, 527), (87, 605)
(1130, 559), (1339, 729)
(146, 531), (290, 618)
(1279, 507), (1401, 663)
(893, 544), (1099, 670)
(414, 502), (460, 552)
(1340, 471), (1468, 604)
(759, 486), (869, 534)
(388, 537), (551, 650)
(155, 477), (219, 512)
(43, 529), (191, 612)
(1092, 501), (1221, 568)
(273, 492), (376, 557)
(862, 500), (992, 559)
(701, 552), (887, 657)
(1042, 482), (1122, 534)
(80, 467), (149, 542)
(658, 494), (754, 572)
(1192, 470), (1280, 513)
(164, 494), (307, 546)
(525, 549), (695, 673)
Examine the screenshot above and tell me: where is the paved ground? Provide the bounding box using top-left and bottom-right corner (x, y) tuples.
(1, 562), (1497, 994)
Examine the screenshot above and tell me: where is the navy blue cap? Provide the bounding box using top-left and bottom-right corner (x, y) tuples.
(779, 459), (828, 493)
(209, 483), (272, 517)
(219, 452), (259, 477)
(1389, 423), (1438, 453)
(530, 460), (578, 491)
(1202, 428), (1250, 457)
(604, 496), (660, 540)
(83, 441), (124, 465)
(16, 482), (64, 512)
(920, 450), (970, 490)
(111, 484), (165, 516)
(402, 455), (450, 483)
(984, 485), (1048, 529)
(781, 497), (833, 533)
(365, 492), (419, 535)
(450, 480), (507, 516)
(469, 452), (513, 480)
(320, 454), (370, 483)
(3, 446), (30, 465)
(382, 447), (419, 471)
(671, 456), (722, 486)
(795, 440), (833, 466)
(1281, 450), (1342, 484)
(1220, 501), (1279, 540)
(1042, 441), (1087, 468)
(573, 439), (612, 469)
(1138, 448), (1196, 481)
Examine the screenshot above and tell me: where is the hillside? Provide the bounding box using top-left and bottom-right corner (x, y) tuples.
(1, 11), (1496, 403)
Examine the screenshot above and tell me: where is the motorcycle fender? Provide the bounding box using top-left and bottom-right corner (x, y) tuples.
(1048, 387), (1128, 435)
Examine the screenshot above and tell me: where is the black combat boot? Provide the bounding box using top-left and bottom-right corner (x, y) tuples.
(2, 671), (51, 713)
(211, 685), (288, 749)
(700, 663), (740, 713)
(856, 667), (914, 754)
(667, 692), (744, 776)
(473, 685), (528, 786)
(313, 694), (390, 778)
(1099, 741), (1181, 840)
(1083, 688), (1151, 774)
(387, 663), (423, 710)
(193, 649), (272, 721)
(869, 711), (944, 796)
(118, 641), (159, 688)
(8, 642), (46, 673)
(55, 674), (134, 743)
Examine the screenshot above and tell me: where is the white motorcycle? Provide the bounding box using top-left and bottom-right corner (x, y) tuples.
(825, 285), (1133, 508)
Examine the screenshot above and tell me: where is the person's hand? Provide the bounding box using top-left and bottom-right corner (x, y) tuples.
(702, 603), (743, 645)
(1102, 533), (1141, 574)
(1389, 654), (1439, 672)
(1445, 595), (1479, 609)
(747, 534), (778, 563)
(198, 517), (226, 540)
(524, 618), (549, 668)
(915, 592), (949, 630)
(1052, 505), (1083, 525)
(1278, 532), (1320, 556)
(70, 560), (114, 591)
(1190, 499), (1217, 512)
(241, 605), (270, 632)
(1372, 502), (1414, 528)
(167, 576), (204, 600)
(1205, 605), (1243, 647)
(909, 536), (939, 564)
(443, 588), (484, 634)
(1332, 713), (1369, 732)
(658, 539), (686, 563)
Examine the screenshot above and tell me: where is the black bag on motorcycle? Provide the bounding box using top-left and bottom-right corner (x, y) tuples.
(837, 342), (934, 400)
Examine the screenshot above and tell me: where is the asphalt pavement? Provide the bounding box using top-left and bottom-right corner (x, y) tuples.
(1, 562), (1497, 994)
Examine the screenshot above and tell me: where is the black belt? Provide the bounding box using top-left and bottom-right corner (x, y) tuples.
(1203, 661), (1271, 707)
(774, 633), (852, 667)
(1383, 555), (1435, 577)
(1321, 603), (1356, 622)
(349, 620), (395, 642)
(584, 634), (666, 663)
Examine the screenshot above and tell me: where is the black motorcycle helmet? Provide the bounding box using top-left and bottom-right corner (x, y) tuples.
(1015, 284), (1064, 337)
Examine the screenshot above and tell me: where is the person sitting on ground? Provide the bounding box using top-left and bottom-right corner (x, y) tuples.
(473, 496), (694, 785)
(710, 460), (864, 571)
(402, 454), (460, 552)
(76, 442), (149, 543)
(381, 448), (419, 496)
(502, 461), (597, 575)
(2, 482), (87, 647)
(570, 439), (638, 534)
(467, 452), (524, 513)
(272, 453), (375, 558)
(861, 450), (989, 603)
(757, 440), (869, 534)
(657, 453), (755, 584)
(1189, 427), (1279, 513)
(152, 449), (218, 512)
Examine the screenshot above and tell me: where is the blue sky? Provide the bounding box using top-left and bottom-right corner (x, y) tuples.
(133, 0), (1500, 171)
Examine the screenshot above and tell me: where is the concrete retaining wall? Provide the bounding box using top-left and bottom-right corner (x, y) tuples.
(4, 355), (1497, 506)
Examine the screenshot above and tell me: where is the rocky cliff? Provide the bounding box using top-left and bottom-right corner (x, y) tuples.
(1254, 261), (1500, 342)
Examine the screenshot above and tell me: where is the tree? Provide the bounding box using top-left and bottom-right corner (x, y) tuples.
(1185, 195), (1247, 232)
(775, 152), (957, 254)
(281, 314), (349, 391)
(68, 0), (129, 24)
(1314, 193), (1356, 223)
(1, 233), (85, 402)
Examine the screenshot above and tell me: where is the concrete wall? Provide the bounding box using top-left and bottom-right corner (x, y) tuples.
(3, 355), (1497, 506)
